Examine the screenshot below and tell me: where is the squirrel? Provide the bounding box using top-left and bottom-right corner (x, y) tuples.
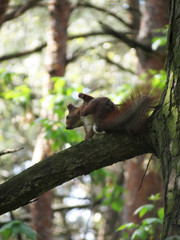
(80, 84), (160, 135)
(66, 93), (95, 139)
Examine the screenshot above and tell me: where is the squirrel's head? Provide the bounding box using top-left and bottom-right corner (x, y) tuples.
(66, 104), (83, 129)
(95, 97), (117, 118)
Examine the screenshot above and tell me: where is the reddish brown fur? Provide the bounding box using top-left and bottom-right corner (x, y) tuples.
(66, 93), (95, 139)
(81, 84), (160, 134)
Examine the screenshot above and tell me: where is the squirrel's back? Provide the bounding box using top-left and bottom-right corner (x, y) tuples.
(81, 84), (160, 134)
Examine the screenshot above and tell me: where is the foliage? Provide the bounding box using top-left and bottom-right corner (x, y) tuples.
(0, 220), (37, 240)
(152, 26), (168, 50)
(38, 76), (85, 149)
(0, 0), (168, 239)
(91, 168), (125, 212)
(117, 194), (164, 240)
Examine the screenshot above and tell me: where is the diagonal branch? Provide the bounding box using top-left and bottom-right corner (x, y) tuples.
(2, 0), (43, 23)
(99, 22), (154, 53)
(76, 2), (131, 29)
(0, 43), (47, 62)
(98, 53), (135, 75)
(69, 24), (154, 54)
(0, 132), (154, 215)
(0, 147), (23, 157)
(66, 40), (119, 63)
(69, 31), (110, 40)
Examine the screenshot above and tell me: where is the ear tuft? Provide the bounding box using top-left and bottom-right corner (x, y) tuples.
(67, 104), (76, 111)
(78, 93), (84, 99)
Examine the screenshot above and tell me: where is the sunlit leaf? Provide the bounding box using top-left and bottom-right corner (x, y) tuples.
(131, 226), (148, 240)
(134, 204), (154, 218)
(142, 217), (163, 225)
(158, 207), (164, 219)
(117, 222), (137, 231)
(148, 193), (161, 201)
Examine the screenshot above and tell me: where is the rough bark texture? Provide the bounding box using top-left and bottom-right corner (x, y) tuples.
(0, 132), (153, 216)
(150, 0), (180, 237)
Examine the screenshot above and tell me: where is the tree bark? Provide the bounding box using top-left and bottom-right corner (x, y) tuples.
(0, 132), (153, 215)
(150, 0), (180, 237)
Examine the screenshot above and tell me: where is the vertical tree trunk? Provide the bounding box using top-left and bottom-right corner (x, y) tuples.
(30, 1), (70, 239)
(151, 0), (180, 237)
(136, 0), (168, 74)
(123, 0), (168, 232)
(99, 164), (125, 240)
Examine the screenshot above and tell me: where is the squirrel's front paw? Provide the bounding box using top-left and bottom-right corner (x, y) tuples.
(93, 125), (105, 135)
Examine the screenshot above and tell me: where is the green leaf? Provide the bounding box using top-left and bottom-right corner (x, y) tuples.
(111, 201), (122, 212)
(148, 193), (161, 201)
(12, 222), (22, 237)
(158, 207), (164, 220)
(142, 217), (163, 225)
(134, 204), (154, 218)
(0, 220), (37, 240)
(131, 226), (148, 240)
(117, 222), (137, 231)
(21, 224), (37, 240)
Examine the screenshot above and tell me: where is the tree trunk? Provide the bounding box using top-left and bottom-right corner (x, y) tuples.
(99, 163), (125, 240)
(124, 0), (168, 233)
(30, 0), (70, 239)
(150, 0), (180, 237)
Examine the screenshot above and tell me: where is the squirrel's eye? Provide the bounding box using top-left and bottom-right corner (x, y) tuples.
(66, 115), (69, 119)
(106, 100), (110, 105)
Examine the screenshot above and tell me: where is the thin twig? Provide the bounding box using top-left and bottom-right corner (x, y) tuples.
(0, 147), (23, 156)
(138, 154), (153, 191)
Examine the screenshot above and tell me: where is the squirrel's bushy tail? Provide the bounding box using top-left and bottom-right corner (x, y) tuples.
(118, 84), (160, 133)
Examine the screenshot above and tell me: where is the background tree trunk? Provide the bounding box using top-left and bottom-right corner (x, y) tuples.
(123, 0), (168, 233)
(30, 1), (70, 239)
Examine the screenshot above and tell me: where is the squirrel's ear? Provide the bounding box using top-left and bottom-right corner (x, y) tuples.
(67, 104), (76, 111)
(78, 93), (84, 99)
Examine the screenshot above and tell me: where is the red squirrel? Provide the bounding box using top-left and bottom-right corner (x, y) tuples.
(81, 84), (160, 135)
(66, 93), (95, 139)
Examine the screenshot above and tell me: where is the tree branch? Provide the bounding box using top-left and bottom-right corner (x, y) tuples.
(76, 2), (131, 29)
(98, 54), (135, 74)
(2, 0), (43, 24)
(0, 132), (154, 215)
(0, 147), (23, 157)
(66, 40), (118, 63)
(0, 43), (47, 62)
(53, 200), (100, 212)
(69, 31), (110, 40)
(99, 22), (154, 53)
(69, 24), (154, 54)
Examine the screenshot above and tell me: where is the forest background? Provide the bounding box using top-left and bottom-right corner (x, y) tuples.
(0, 0), (169, 240)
